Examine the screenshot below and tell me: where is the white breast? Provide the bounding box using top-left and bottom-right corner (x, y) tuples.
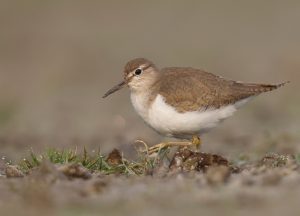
(131, 93), (250, 139)
(130, 92), (151, 123)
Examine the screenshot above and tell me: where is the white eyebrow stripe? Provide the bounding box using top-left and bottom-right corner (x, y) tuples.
(140, 64), (152, 70)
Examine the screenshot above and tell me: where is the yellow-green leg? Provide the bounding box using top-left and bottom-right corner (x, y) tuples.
(144, 135), (202, 155)
(191, 135), (202, 150)
(146, 141), (193, 154)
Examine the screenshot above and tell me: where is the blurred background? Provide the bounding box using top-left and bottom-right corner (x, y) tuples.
(0, 0), (299, 160)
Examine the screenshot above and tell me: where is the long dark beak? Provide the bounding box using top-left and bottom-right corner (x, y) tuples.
(102, 81), (126, 98)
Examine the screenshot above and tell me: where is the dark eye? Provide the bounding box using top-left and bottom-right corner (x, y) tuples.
(134, 68), (142, 75)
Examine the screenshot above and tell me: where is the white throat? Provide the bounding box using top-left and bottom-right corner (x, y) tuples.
(130, 91), (152, 124)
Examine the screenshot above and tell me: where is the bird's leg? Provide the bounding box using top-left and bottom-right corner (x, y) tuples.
(146, 141), (193, 155)
(145, 135), (202, 155)
(191, 135), (202, 150)
(136, 135), (202, 155)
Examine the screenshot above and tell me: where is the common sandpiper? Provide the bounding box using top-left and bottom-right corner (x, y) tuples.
(103, 58), (288, 154)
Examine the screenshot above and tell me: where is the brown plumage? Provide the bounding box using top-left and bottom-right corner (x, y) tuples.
(108, 58), (288, 113)
(123, 58), (155, 79)
(151, 67), (288, 112)
(120, 58), (288, 113)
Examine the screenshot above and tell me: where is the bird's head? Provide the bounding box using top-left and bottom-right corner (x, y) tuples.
(103, 58), (159, 98)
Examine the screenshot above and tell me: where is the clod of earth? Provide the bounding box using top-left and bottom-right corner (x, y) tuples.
(169, 147), (229, 172)
(259, 153), (297, 168)
(57, 163), (92, 179)
(5, 165), (24, 178)
(106, 149), (123, 165)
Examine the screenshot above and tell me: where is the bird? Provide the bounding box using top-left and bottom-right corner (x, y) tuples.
(103, 58), (288, 154)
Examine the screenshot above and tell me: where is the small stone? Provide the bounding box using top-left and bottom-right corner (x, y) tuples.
(5, 165), (24, 178)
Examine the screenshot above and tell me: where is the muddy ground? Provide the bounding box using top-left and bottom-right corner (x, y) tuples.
(1, 146), (300, 216)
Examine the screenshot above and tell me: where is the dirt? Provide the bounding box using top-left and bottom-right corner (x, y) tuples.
(169, 147), (229, 172)
(1, 148), (300, 216)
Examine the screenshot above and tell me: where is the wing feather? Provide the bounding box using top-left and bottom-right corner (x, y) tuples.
(156, 67), (286, 112)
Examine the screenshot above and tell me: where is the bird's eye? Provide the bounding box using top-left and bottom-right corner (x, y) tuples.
(134, 68), (142, 75)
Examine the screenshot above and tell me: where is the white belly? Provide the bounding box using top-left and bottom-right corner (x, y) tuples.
(131, 93), (250, 139)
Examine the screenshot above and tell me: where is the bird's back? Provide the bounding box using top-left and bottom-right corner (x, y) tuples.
(152, 67), (286, 113)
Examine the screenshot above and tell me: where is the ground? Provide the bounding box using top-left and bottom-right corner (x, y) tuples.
(1, 146), (300, 216)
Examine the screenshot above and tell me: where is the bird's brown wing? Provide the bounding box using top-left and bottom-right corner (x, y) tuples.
(156, 67), (286, 113)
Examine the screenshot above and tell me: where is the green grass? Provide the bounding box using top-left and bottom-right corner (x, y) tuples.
(16, 146), (300, 177)
(18, 147), (170, 176)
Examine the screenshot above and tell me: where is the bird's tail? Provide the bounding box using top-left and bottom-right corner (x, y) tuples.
(234, 81), (290, 95)
(252, 81), (290, 93)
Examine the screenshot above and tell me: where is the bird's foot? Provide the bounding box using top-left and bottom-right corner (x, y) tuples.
(134, 136), (202, 155)
(146, 141), (194, 155)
